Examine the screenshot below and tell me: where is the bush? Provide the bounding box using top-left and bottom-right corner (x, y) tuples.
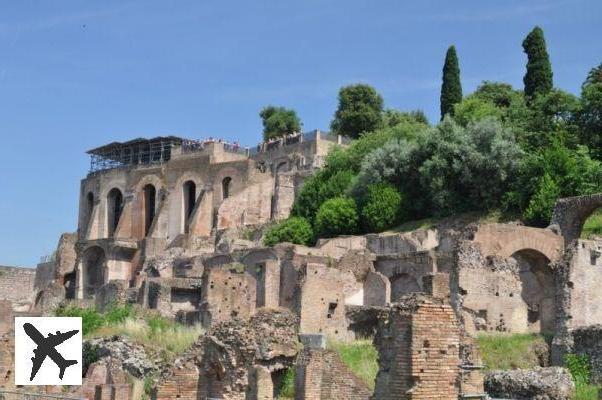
(360, 183), (405, 232)
(314, 197), (359, 238)
(523, 174), (561, 226)
(566, 353), (591, 386)
(263, 217), (314, 247)
(55, 305), (104, 335)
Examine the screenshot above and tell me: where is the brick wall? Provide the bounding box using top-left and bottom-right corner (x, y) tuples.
(0, 266), (36, 304)
(201, 267), (256, 326)
(296, 348), (372, 400)
(373, 296), (461, 400)
(152, 362), (200, 400)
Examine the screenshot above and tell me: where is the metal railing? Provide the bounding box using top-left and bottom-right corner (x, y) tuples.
(0, 391), (84, 400)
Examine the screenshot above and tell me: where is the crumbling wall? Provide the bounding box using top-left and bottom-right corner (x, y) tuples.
(373, 295), (462, 400)
(153, 309), (299, 400)
(572, 325), (602, 384)
(0, 266), (36, 311)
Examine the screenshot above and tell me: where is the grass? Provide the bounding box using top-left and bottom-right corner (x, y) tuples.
(476, 333), (549, 370)
(275, 368), (295, 399)
(581, 209), (602, 239)
(328, 339), (378, 389)
(575, 383), (599, 400)
(56, 303), (203, 363)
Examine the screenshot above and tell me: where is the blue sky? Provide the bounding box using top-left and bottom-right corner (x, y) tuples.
(0, 0), (600, 267)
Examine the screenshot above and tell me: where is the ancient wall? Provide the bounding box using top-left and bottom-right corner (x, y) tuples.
(373, 296), (461, 400)
(572, 325), (602, 384)
(296, 347), (372, 400)
(0, 266), (36, 310)
(375, 252), (436, 302)
(201, 267), (256, 326)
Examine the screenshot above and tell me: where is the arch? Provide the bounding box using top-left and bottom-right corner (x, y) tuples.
(222, 177), (232, 200)
(63, 271), (76, 299)
(143, 184), (156, 237)
(390, 273), (421, 302)
(82, 246), (106, 299)
(183, 180), (197, 234)
(472, 224), (563, 263)
(512, 249), (556, 333)
(551, 193), (602, 245)
(107, 188), (123, 238)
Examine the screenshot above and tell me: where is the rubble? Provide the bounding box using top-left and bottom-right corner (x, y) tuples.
(485, 367), (575, 400)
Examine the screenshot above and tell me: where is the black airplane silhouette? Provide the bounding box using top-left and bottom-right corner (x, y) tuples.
(23, 322), (79, 381)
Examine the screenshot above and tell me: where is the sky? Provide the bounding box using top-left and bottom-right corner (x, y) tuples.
(0, 0), (600, 267)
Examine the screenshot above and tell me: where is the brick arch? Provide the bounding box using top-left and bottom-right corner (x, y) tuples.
(472, 224), (563, 263)
(550, 193), (602, 245)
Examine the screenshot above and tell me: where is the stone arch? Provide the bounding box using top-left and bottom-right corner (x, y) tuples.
(106, 188), (124, 238)
(551, 193), (602, 245)
(473, 224), (563, 263)
(512, 249), (556, 333)
(82, 246), (106, 299)
(390, 273), (421, 302)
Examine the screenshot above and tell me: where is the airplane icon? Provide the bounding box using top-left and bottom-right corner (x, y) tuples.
(23, 322), (79, 381)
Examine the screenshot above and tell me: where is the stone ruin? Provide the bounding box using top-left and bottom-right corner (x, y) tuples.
(3, 133), (602, 398)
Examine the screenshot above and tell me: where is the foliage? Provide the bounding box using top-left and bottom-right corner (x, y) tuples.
(383, 109), (429, 127)
(583, 62), (602, 87)
(581, 209), (602, 239)
(263, 217), (314, 247)
(291, 169), (355, 225)
(440, 45), (462, 119)
(329, 340), (378, 389)
(358, 118), (522, 218)
(508, 143), (602, 226)
(575, 384), (599, 400)
(566, 353), (591, 386)
(360, 183), (405, 232)
(55, 305), (105, 335)
(330, 84), (384, 139)
(522, 26), (553, 99)
(453, 97), (503, 126)
(578, 83), (602, 159)
(275, 368), (295, 399)
(314, 197), (359, 238)
(82, 342), (101, 373)
(259, 105), (302, 140)
(476, 333), (549, 370)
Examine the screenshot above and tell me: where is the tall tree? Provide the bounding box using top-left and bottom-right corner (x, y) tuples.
(440, 46), (463, 120)
(522, 26), (553, 100)
(330, 84), (384, 139)
(259, 106), (302, 141)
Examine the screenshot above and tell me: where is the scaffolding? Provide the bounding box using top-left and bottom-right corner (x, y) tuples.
(87, 136), (184, 173)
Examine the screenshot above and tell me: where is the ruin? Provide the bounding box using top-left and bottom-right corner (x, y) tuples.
(3, 130), (602, 398)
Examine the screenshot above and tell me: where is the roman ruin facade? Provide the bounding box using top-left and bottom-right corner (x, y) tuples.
(4, 130), (602, 399)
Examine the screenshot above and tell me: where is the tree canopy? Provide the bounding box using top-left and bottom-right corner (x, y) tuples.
(259, 106), (302, 141)
(330, 84), (384, 139)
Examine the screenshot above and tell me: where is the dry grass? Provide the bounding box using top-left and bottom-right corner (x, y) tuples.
(92, 317), (204, 356)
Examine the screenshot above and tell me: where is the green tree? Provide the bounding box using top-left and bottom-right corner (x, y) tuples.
(453, 97), (503, 126)
(522, 26), (553, 99)
(583, 62), (602, 87)
(579, 83), (602, 158)
(383, 109), (429, 127)
(440, 45), (462, 120)
(360, 183), (405, 232)
(259, 106), (302, 141)
(330, 84), (384, 139)
(263, 217), (314, 247)
(314, 197), (359, 238)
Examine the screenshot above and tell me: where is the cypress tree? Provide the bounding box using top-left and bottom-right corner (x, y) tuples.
(522, 26), (553, 99)
(440, 45), (462, 120)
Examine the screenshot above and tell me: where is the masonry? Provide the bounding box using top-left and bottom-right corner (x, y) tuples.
(0, 266), (36, 311)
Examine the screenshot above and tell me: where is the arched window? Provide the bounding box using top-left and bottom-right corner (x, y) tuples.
(183, 181), (197, 233)
(222, 177), (232, 200)
(85, 192), (94, 234)
(107, 188), (123, 238)
(143, 184), (156, 237)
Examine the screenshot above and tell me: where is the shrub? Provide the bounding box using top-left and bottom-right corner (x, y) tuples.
(55, 305), (104, 335)
(314, 197), (359, 238)
(360, 183), (404, 232)
(566, 353), (591, 386)
(523, 174), (561, 226)
(263, 217), (314, 247)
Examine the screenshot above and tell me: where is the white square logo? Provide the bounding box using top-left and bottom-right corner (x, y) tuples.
(14, 317), (82, 385)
